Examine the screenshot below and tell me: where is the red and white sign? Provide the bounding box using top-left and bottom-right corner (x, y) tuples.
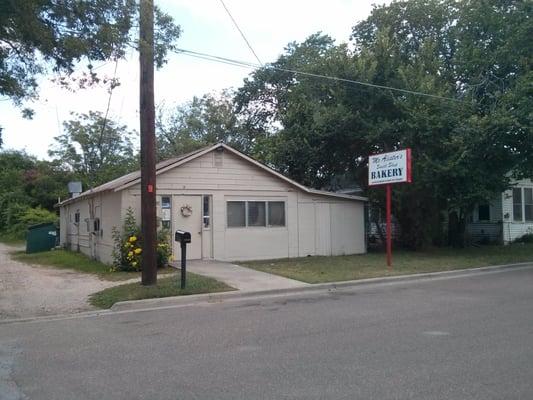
(368, 148), (412, 268)
(368, 149), (412, 186)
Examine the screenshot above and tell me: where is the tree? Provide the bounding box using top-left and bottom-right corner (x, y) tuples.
(0, 150), (74, 238)
(48, 111), (137, 187)
(0, 0), (181, 104)
(235, 0), (532, 248)
(156, 91), (252, 160)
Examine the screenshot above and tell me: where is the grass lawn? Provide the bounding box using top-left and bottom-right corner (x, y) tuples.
(11, 249), (174, 281)
(241, 243), (533, 284)
(89, 274), (235, 309)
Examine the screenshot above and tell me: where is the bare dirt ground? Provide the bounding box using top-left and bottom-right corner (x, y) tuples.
(0, 243), (124, 320)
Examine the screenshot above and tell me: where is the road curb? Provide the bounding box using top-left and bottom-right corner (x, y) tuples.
(110, 261), (533, 312)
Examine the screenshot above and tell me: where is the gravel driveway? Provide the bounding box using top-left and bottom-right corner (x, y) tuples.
(0, 243), (123, 319)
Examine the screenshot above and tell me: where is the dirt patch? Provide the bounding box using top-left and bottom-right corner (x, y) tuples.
(0, 243), (134, 319)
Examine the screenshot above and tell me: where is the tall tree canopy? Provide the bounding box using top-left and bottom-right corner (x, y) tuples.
(0, 150), (74, 238)
(236, 0), (532, 248)
(48, 111), (137, 187)
(0, 0), (181, 104)
(156, 91), (252, 160)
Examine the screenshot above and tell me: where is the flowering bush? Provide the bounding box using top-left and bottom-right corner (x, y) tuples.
(112, 207), (172, 272)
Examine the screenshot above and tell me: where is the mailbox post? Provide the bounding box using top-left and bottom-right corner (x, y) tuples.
(174, 230), (191, 289)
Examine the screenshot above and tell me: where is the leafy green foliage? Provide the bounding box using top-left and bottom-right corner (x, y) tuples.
(111, 207), (171, 271)
(235, 0), (532, 248)
(48, 111), (138, 188)
(156, 91), (253, 160)
(0, 0), (181, 104)
(0, 150), (74, 240)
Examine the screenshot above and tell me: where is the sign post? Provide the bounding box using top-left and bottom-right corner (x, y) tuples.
(368, 149), (412, 268)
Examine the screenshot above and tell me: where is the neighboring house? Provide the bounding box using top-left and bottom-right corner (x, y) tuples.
(57, 143), (367, 264)
(467, 178), (533, 244)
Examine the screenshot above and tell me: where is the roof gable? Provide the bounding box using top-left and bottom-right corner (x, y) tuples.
(58, 143), (366, 206)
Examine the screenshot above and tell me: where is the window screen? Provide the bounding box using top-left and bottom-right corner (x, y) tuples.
(227, 201), (246, 227)
(268, 202), (285, 226)
(248, 202), (266, 226)
(478, 204), (490, 221)
(513, 188), (523, 222)
(525, 188), (533, 222)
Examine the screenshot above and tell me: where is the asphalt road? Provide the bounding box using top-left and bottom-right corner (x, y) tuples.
(1, 267), (532, 400)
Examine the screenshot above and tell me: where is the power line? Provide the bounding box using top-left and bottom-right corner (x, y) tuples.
(176, 48), (465, 104)
(217, 0), (263, 66)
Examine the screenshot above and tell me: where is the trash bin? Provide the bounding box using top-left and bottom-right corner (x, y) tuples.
(26, 222), (58, 253)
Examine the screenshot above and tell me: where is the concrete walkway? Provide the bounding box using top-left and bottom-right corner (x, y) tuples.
(180, 260), (309, 291)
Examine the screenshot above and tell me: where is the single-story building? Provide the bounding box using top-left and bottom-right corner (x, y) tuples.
(467, 177), (533, 244)
(57, 143), (367, 264)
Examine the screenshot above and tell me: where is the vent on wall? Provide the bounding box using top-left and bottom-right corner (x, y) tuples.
(214, 150), (223, 168)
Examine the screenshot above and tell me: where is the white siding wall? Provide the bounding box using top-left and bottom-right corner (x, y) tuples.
(59, 191), (121, 265)
(502, 178), (533, 243)
(67, 149), (366, 263)
(297, 192), (366, 257)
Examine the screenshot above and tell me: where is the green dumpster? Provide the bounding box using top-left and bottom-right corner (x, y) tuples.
(26, 222), (58, 253)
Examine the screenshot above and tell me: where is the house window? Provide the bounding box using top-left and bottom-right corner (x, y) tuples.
(268, 202), (286, 226)
(248, 201), (266, 227)
(161, 196), (171, 209)
(227, 201), (246, 227)
(513, 188), (523, 222)
(478, 204), (490, 221)
(203, 195), (211, 228)
(227, 201), (286, 228)
(525, 188), (533, 222)
(74, 210), (80, 224)
(161, 196), (171, 229)
(93, 218), (100, 232)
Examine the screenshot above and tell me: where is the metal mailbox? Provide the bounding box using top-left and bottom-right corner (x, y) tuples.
(175, 230), (191, 244)
(174, 229), (191, 288)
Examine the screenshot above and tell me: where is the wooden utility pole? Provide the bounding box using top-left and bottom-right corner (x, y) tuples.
(139, 0), (157, 285)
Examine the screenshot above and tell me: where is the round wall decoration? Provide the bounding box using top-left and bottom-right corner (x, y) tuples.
(180, 204), (193, 217)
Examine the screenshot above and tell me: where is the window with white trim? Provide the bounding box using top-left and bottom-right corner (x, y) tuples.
(161, 196), (171, 229)
(203, 195), (211, 228)
(513, 188), (523, 222)
(525, 188), (533, 222)
(227, 201), (285, 228)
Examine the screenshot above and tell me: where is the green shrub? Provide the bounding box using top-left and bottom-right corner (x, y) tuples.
(514, 233), (533, 244)
(111, 207), (172, 271)
(1, 206), (57, 240)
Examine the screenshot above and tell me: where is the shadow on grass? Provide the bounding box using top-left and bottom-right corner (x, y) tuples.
(89, 274), (235, 309)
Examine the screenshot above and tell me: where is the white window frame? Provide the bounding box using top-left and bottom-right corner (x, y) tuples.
(512, 187), (533, 223)
(226, 200), (286, 228)
(524, 188), (533, 222)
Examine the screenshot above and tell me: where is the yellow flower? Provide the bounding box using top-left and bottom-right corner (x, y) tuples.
(128, 251), (133, 257)
(134, 248), (142, 254)
(129, 236), (137, 242)
(132, 261), (137, 267)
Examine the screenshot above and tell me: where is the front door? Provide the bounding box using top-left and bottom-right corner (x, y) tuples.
(172, 195), (202, 260)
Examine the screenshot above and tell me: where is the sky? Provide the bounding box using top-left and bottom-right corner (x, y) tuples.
(0, 0), (389, 159)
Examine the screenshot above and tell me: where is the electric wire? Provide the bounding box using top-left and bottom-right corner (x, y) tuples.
(217, 0), (263, 66)
(176, 48), (464, 104)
